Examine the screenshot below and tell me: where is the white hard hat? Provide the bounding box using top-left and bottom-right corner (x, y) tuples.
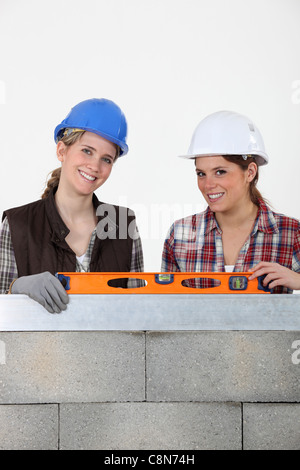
(179, 110), (269, 166)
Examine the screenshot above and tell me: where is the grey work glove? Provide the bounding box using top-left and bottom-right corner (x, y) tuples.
(11, 271), (69, 313)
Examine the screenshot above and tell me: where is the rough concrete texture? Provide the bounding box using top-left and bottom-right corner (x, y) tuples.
(0, 404), (58, 450)
(0, 331), (145, 403)
(0, 327), (299, 449)
(146, 331), (300, 402)
(243, 403), (300, 450)
(59, 402), (241, 450)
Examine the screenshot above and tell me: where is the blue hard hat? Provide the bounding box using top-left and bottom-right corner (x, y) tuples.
(54, 98), (128, 156)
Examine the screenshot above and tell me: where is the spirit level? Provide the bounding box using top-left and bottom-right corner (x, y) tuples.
(55, 272), (271, 294)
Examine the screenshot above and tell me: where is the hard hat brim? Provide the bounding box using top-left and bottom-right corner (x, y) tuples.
(54, 124), (128, 156)
(178, 152), (269, 166)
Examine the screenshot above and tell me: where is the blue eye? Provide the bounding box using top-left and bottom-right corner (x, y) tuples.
(82, 148), (92, 155)
(102, 157), (113, 164)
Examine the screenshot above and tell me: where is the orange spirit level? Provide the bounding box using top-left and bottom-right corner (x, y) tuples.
(55, 272), (271, 294)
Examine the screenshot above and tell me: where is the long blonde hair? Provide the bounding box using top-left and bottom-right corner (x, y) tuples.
(41, 130), (119, 199)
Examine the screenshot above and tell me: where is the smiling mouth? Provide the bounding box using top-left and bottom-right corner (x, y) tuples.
(79, 170), (97, 182)
(207, 192), (224, 202)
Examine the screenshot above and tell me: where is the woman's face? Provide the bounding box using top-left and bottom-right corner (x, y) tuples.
(57, 131), (117, 196)
(195, 155), (257, 213)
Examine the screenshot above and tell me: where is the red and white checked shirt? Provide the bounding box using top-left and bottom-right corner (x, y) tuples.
(161, 199), (300, 293)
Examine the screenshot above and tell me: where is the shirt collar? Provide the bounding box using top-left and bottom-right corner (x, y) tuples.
(204, 207), (222, 234)
(204, 199), (279, 236)
(255, 198), (279, 234)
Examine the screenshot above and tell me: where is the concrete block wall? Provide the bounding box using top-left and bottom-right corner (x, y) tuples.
(0, 294), (300, 450)
(0, 328), (300, 450)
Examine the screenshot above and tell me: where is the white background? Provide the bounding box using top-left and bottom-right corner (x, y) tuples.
(0, 0), (300, 271)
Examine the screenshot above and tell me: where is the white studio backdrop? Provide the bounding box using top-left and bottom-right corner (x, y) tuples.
(0, 0), (299, 271)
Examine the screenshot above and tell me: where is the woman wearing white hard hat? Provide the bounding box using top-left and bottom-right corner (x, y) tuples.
(161, 110), (300, 293)
(0, 98), (144, 312)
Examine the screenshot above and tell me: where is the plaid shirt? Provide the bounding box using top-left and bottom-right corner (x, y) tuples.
(0, 217), (144, 293)
(161, 199), (300, 293)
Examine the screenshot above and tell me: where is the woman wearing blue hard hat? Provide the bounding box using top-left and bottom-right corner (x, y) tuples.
(0, 98), (144, 312)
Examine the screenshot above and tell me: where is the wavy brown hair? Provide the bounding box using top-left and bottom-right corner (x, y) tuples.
(222, 155), (264, 206)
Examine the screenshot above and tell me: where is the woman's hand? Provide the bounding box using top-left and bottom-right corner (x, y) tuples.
(249, 262), (300, 291)
(11, 271), (69, 313)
